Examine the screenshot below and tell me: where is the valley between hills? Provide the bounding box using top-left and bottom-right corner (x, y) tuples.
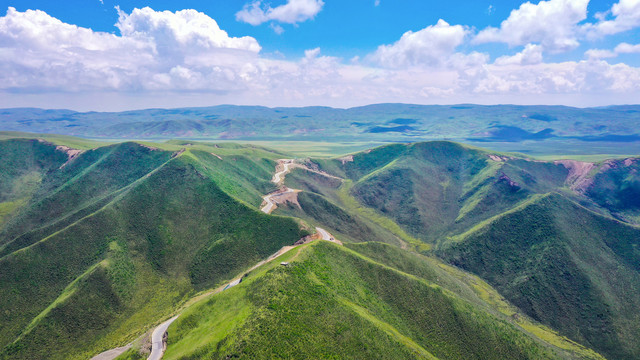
(0, 134), (639, 360)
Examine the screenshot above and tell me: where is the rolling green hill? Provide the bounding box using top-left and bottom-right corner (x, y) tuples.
(2, 103), (640, 157)
(584, 158), (640, 223)
(0, 134), (638, 359)
(307, 142), (571, 244)
(439, 194), (640, 360)
(160, 241), (601, 360)
(0, 138), (308, 360)
(285, 142), (640, 359)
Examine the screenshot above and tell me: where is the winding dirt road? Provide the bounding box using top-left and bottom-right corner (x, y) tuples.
(261, 159), (341, 215)
(316, 227), (343, 245)
(272, 159), (294, 184)
(90, 344), (132, 360)
(261, 188), (300, 214)
(261, 160), (298, 214)
(148, 316), (179, 360)
(93, 159), (341, 360)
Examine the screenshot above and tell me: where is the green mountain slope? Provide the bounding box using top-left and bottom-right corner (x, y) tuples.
(274, 141), (640, 359)
(0, 135), (637, 359)
(161, 241), (601, 360)
(584, 158), (640, 223)
(440, 194), (640, 360)
(0, 139), (68, 227)
(310, 142), (568, 244)
(0, 140), (308, 360)
(0, 141), (174, 256)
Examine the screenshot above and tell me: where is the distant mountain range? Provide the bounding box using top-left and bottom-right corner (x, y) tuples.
(1, 104), (639, 144)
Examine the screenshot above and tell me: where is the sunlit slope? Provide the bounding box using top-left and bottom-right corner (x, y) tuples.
(0, 140), (307, 360)
(276, 168), (409, 246)
(161, 241), (602, 360)
(287, 141), (640, 359)
(0, 141), (174, 256)
(0, 139), (68, 227)
(440, 194), (640, 360)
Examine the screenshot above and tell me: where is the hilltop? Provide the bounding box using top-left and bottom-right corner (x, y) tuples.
(0, 134), (638, 359)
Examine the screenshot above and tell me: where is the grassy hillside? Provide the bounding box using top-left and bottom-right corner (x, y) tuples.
(274, 167), (408, 246)
(279, 141), (640, 359)
(0, 139), (308, 360)
(584, 158), (640, 223)
(0, 141), (174, 256)
(0, 135), (637, 359)
(310, 142), (569, 244)
(0, 139), (68, 227)
(161, 240), (602, 360)
(440, 194), (640, 360)
(2, 106), (639, 157)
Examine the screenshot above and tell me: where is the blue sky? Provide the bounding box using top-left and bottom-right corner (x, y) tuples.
(0, 0), (639, 110)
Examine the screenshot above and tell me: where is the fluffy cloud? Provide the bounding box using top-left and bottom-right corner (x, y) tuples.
(117, 7), (260, 54)
(0, 7), (263, 92)
(236, 0), (324, 26)
(369, 20), (469, 68)
(1, 6), (640, 109)
(494, 44), (544, 65)
(616, 42), (640, 53)
(584, 48), (617, 59)
(474, 59), (640, 95)
(585, 42), (640, 59)
(585, 0), (640, 37)
(475, 0), (589, 53)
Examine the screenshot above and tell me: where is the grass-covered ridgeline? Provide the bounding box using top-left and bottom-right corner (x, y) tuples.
(440, 193), (640, 360)
(0, 139), (68, 227)
(163, 241), (602, 359)
(0, 134), (638, 359)
(0, 141), (174, 256)
(584, 158), (640, 223)
(281, 140), (640, 359)
(0, 139), (308, 360)
(308, 142), (572, 245)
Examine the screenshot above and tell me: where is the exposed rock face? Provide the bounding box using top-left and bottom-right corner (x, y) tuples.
(55, 145), (84, 168)
(339, 155), (354, 164)
(555, 160), (595, 192)
(497, 173), (520, 189)
(488, 154), (511, 162)
(55, 145), (83, 159)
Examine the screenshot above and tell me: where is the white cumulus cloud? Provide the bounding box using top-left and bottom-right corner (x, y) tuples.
(474, 0), (589, 53)
(494, 44), (544, 65)
(236, 0), (324, 26)
(585, 42), (640, 59)
(369, 19), (469, 68)
(615, 42), (640, 53)
(2, 5), (640, 109)
(585, 48), (617, 59)
(585, 0), (640, 37)
(117, 7), (261, 53)
(0, 7), (263, 92)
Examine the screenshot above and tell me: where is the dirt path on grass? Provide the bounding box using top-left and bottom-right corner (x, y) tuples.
(90, 344), (133, 360)
(261, 187), (301, 214)
(261, 159), (342, 214)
